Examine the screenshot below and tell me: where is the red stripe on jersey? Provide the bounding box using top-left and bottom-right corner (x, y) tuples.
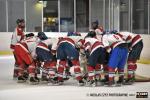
(117, 33), (123, 39)
(91, 41), (103, 50)
(20, 42), (28, 51)
(38, 42), (48, 48)
(111, 41), (125, 48)
(126, 35), (132, 41)
(84, 41), (91, 50)
(58, 37), (75, 46)
(131, 35), (142, 47)
(10, 44), (15, 49)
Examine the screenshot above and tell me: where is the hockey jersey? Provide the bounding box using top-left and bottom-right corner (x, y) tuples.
(10, 27), (24, 49)
(89, 26), (103, 42)
(58, 36), (84, 48)
(117, 31), (142, 47)
(102, 34), (126, 51)
(16, 36), (38, 59)
(84, 37), (103, 54)
(37, 37), (59, 54)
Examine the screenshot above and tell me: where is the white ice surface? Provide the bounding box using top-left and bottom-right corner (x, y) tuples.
(0, 56), (150, 100)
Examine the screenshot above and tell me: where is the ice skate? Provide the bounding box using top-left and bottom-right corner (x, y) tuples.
(86, 80), (96, 87)
(29, 77), (39, 85)
(95, 79), (104, 86)
(47, 77), (58, 86)
(63, 72), (71, 81)
(40, 75), (48, 84)
(123, 78), (135, 85)
(78, 80), (85, 86)
(104, 81), (115, 87)
(57, 80), (64, 85)
(17, 76), (26, 83)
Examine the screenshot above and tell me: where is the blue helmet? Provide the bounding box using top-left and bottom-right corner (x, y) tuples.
(67, 32), (74, 36)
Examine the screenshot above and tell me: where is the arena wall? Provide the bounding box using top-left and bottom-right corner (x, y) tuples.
(0, 32), (150, 61)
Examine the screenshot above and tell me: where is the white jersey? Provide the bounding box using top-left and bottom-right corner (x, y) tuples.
(24, 36), (38, 58)
(10, 27), (24, 49)
(117, 31), (142, 47)
(84, 37), (103, 54)
(102, 34), (125, 49)
(37, 37), (59, 53)
(58, 36), (83, 47)
(89, 27), (103, 42)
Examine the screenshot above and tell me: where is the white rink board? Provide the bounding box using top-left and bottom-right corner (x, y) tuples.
(0, 32), (150, 59)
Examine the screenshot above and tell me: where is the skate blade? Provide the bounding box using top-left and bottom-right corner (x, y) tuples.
(40, 81), (48, 84)
(85, 83), (96, 87)
(96, 82), (104, 86)
(17, 80), (26, 83)
(104, 84), (116, 87)
(115, 84), (122, 87)
(29, 82), (39, 85)
(123, 82), (133, 85)
(78, 83), (85, 86)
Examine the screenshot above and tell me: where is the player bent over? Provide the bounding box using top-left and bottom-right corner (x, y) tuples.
(102, 33), (128, 86)
(57, 37), (85, 86)
(36, 32), (58, 85)
(116, 31), (143, 85)
(14, 33), (39, 84)
(83, 31), (106, 87)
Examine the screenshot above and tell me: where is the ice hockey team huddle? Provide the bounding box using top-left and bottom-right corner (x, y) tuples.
(10, 19), (143, 87)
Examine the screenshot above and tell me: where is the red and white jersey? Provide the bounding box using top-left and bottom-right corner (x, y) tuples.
(117, 31), (142, 47)
(102, 34), (125, 49)
(58, 36), (83, 47)
(84, 37), (103, 54)
(16, 36), (38, 58)
(95, 26), (103, 35)
(37, 37), (59, 54)
(90, 27), (103, 42)
(10, 27), (24, 50)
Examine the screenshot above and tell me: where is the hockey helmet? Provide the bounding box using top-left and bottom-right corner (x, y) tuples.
(67, 32), (74, 36)
(85, 31), (96, 38)
(16, 19), (25, 24)
(37, 32), (48, 40)
(110, 30), (118, 34)
(25, 33), (34, 38)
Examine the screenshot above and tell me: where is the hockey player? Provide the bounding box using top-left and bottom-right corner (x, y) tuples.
(115, 31), (143, 85)
(83, 31), (106, 86)
(36, 32), (58, 85)
(10, 19), (25, 79)
(90, 21), (104, 41)
(14, 33), (39, 84)
(56, 35), (85, 86)
(102, 32), (128, 86)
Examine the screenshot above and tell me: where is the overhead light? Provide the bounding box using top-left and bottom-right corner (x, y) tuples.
(38, 0), (43, 3)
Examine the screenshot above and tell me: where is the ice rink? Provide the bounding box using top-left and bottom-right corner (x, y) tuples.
(0, 56), (150, 100)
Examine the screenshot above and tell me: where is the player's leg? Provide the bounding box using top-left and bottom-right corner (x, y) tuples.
(126, 41), (143, 84)
(57, 43), (67, 85)
(116, 48), (128, 86)
(65, 43), (85, 86)
(86, 48), (102, 87)
(105, 48), (120, 86)
(14, 45), (27, 83)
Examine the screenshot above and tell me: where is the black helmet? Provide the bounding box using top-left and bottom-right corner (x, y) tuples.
(110, 30), (118, 34)
(85, 31), (96, 38)
(25, 33), (34, 38)
(37, 32), (48, 40)
(16, 19), (25, 24)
